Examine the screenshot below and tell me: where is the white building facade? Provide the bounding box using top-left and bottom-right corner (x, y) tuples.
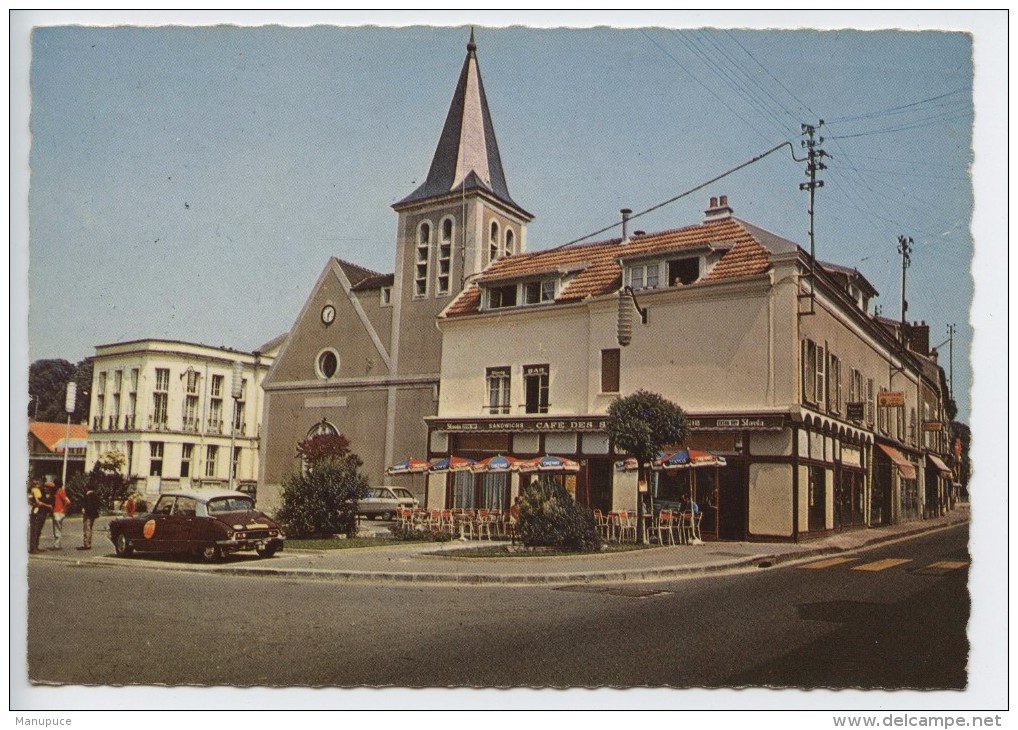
(85, 338), (279, 501)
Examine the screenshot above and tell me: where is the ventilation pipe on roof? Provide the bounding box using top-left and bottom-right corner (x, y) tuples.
(621, 208), (632, 243)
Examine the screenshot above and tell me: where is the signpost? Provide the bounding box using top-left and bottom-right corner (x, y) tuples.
(877, 391), (905, 408)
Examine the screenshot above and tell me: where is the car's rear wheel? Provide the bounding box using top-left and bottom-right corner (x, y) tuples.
(256, 544), (278, 559)
(380, 511), (394, 522)
(201, 544), (223, 563)
(114, 532), (134, 557)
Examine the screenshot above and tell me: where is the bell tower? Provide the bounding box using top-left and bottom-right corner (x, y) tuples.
(389, 30), (533, 376)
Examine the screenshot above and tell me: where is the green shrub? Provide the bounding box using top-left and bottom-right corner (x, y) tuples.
(517, 477), (601, 551)
(388, 523), (454, 543)
(275, 458), (369, 539)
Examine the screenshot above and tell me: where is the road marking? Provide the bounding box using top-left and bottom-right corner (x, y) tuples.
(852, 558), (912, 572)
(915, 560), (969, 575)
(799, 557), (858, 570)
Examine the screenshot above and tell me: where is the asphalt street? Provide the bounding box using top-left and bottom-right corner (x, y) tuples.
(27, 523), (969, 689)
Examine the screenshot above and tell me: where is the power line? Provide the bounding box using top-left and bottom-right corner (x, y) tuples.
(721, 29), (818, 120)
(824, 87), (968, 124)
(827, 110), (971, 141)
(639, 29), (774, 146)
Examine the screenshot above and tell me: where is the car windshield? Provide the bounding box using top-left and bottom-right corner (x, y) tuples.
(207, 496), (254, 514)
(393, 489), (413, 499)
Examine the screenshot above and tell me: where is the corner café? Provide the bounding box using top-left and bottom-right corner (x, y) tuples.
(422, 409), (872, 542)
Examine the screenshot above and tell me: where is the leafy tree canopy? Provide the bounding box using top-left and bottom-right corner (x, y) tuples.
(28, 357), (93, 423)
(296, 431), (363, 468)
(605, 389), (688, 465)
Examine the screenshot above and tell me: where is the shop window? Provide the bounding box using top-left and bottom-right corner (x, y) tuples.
(668, 257), (699, 286)
(486, 366), (511, 415)
(601, 348), (620, 393)
(524, 364), (550, 414)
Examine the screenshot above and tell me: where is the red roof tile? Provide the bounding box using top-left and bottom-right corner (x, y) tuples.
(29, 421), (89, 452)
(443, 217), (779, 317)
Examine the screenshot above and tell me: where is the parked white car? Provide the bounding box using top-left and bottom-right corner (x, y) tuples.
(357, 486), (419, 521)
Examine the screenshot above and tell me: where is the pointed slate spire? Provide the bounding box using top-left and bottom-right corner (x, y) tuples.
(396, 31), (528, 216)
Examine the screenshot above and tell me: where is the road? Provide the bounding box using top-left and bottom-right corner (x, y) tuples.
(27, 523), (969, 689)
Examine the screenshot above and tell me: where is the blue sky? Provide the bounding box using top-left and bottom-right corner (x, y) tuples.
(18, 13), (999, 425)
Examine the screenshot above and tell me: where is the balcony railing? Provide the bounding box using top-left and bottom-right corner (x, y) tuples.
(182, 417), (201, 433)
(207, 419), (223, 435)
(147, 415), (169, 431)
(107, 416), (119, 430)
(124, 415), (136, 430)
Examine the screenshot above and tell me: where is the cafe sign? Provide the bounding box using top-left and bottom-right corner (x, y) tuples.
(877, 391), (905, 408)
(430, 417), (609, 433)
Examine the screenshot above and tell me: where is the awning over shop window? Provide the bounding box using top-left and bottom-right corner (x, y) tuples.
(876, 443), (917, 480)
(927, 454), (953, 476)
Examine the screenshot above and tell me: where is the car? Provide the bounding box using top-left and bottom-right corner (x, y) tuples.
(108, 489), (285, 562)
(357, 486), (419, 521)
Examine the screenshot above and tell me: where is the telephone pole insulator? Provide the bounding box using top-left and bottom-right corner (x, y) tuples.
(798, 120), (828, 316)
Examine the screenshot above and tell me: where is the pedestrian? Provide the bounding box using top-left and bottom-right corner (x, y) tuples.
(28, 479), (51, 554)
(50, 480), (71, 550)
(124, 493), (136, 518)
(79, 486), (100, 550)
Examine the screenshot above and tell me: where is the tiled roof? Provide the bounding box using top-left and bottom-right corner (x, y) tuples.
(29, 421), (89, 452)
(350, 272), (395, 292)
(443, 217), (776, 317)
(334, 258), (384, 288)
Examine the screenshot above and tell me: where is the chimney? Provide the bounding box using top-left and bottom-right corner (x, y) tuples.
(704, 195), (733, 221)
(905, 320), (930, 355)
(621, 208), (632, 243)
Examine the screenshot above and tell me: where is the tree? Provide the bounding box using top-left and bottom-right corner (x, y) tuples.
(28, 357), (92, 423)
(295, 431), (363, 469)
(606, 389), (688, 543)
(275, 458), (369, 539)
(67, 448), (129, 512)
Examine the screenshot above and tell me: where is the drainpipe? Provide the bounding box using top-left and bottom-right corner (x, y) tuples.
(620, 208), (632, 243)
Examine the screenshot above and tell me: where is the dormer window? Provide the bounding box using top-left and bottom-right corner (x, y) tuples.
(627, 262), (660, 290)
(488, 285), (517, 309)
(668, 257), (700, 286)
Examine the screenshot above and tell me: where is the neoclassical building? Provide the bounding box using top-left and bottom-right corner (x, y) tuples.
(85, 337), (280, 499)
(258, 32), (531, 511)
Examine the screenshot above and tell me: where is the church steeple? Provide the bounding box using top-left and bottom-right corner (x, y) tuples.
(395, 30), (529, 219)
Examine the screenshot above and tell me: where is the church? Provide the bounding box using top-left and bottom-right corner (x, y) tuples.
(257, 31), (532, 511)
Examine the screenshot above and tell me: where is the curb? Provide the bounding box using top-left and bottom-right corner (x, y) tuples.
(33, 516), (967, 586)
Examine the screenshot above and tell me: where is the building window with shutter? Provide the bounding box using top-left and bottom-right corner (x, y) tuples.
(601, 349), (620, 393)
(205, 445), (219, 478)
(524, 364), (550, 414)
(828, 354), (841, 414)
(486, 367), (511, 415)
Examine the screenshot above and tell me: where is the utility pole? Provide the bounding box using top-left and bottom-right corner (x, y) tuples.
(946, 323), (956, 398)
(798, 121), (828, 315)
(897, 235), (913, 337)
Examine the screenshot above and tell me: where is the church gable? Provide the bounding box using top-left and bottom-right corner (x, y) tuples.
(263, 258), (393, 386)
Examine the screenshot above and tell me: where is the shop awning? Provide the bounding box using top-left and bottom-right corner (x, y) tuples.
(927, 454), (953, 476)
(876, 443), (917, 480)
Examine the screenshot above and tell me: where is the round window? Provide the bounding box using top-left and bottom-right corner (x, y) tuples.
(317, 349), (339, 379)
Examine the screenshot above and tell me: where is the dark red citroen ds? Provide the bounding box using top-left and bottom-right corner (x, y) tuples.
(109, 489), (285, 562)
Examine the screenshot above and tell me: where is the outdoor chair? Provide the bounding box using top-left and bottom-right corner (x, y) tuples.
(615, 511), (637, 543)
(475, 509), (493, 540)
(652, 510), (675, 546)
(440, 509), (456, 536)
(593, 509), (612, 541)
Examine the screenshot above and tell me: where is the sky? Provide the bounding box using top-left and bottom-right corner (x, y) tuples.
(8, 8), (1009, 715)
(18, 13), (993, 427)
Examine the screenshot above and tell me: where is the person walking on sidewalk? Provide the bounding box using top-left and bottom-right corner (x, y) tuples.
(28, 480), (52, 554)
(79, 487), (100, 550)
(51, 480), (72, 550)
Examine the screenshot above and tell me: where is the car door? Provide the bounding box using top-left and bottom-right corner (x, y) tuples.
(140, 495), (176, 552)
(170, 496), (199, 553)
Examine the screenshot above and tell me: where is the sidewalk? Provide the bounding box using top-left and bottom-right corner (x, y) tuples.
(28, 504), (969, 586)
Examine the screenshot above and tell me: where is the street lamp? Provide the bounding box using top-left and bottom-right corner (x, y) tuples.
(60, 382), (76, 488)
(228, 361), (243, 491)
